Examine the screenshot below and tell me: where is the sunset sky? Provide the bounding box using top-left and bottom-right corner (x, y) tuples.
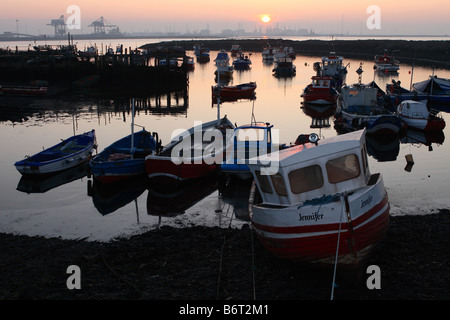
(1, 0), (449, 36)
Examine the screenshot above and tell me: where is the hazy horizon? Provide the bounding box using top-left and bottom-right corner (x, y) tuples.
(1, 0), (449, 37)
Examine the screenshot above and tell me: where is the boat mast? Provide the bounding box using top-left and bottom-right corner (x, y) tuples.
(216, 63), (221, 126)
(131, 98), (135, 158)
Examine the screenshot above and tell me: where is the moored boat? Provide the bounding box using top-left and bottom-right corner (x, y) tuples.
(272, 57), (296, 77)
(248, 129), (390, 265)
(301, 75), (339, 105)
(412, 76), (450, 105)
(14, 130), (97, 176)
(145, 116), (234, 185)
(397, 100), (446, 131)
(230, 44), (242, 57)
(212, 82), (256, 102)
(385, 80), (428, 106)
(320, 52), (348, 89)
(214, 50), (233, 79)
(373, 51), (400, 72)
(90, 129), (159, 184)
(232, 53), (252, 70)
(335, 83), (403, 136)
(221, 122), (284, 180)
(194, 45), (210, 63)
(335, 66), (403, 136)
(262, 44), (275, 61)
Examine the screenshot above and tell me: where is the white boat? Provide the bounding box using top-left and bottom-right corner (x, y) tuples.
(214, 50), (233, 79)
(397, 100), (446, 131)
(248, 129), (390, 266)
(374, 51), (400, 72)
(14, 130), (97, 176)
(320, 52), (348, 89)
(262, 44), (275, 61)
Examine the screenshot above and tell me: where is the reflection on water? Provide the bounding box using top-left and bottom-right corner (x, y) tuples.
(88, 175), (148, 216)
(17, 162), (89, 194)
(147, 174), (219, 218)
(1, 48), (450, 240)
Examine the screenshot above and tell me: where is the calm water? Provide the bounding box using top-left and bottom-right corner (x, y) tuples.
(1, 43), (450, 241)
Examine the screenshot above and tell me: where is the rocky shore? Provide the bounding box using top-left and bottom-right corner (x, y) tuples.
(1, 209), (449, 302)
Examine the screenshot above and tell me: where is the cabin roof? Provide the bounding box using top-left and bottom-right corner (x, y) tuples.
(248, 130), (365, 169)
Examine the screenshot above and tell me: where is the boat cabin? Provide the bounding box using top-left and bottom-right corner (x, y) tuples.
(341, 84), (378, 109)
(248, 130), (371, 206)
(397, 100), (430, 119)
(311, 76), (333, 89)
(226, 123), (274, 163)
(321, 52), (345, 74)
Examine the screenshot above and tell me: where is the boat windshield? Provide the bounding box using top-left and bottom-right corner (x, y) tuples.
(288, 165), (324, 194)
(236, 128), (267, 142)
(326, 154), (360, 184)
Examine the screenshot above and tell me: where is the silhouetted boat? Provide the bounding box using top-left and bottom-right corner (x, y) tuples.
(14, 130), (97, 176)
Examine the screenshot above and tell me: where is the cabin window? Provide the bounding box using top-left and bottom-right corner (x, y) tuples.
(255, 170), (273, 194)
(361, 144), (368, 175)
(237, 128), (265, 141)
(288, 165), (324, 194)
(271, 173), (288, 196)
(326, 154), (361, 183)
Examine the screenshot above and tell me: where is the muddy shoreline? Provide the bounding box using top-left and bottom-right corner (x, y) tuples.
(1, 209), (449, 301)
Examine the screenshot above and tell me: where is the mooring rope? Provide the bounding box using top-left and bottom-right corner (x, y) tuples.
(216, 201), (234, 300)
(330, 192), (346, 300)
(251, 224), (256, 300)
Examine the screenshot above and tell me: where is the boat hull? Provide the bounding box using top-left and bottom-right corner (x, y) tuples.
(146, 156), (218, 184)
(399, 116), (446, 131)
(336, 111), (403, 136)
(250, 175), (389, 265)
(302, 91), (337, 105)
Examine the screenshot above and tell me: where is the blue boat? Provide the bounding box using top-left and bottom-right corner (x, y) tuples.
(90, 129), (159, 184)
(14, 130), (97, 176)
(386, 80), (429, 106)
(233, 53), (252, 70)
(412, 76), (450, 105)
(335, 83), (403, 136)
(221, 122), (285, 180)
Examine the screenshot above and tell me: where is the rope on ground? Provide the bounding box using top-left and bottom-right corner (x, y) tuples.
(330, 192), (346, 300)
(216, 202), (234, 299)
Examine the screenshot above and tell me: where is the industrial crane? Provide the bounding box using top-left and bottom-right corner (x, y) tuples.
(88, 17), (120, 34)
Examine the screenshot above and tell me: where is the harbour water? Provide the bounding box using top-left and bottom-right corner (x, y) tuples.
(1, 40), (450, 241)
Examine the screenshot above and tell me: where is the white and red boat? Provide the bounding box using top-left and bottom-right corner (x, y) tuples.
(301, 76), (339, 105)
(397, 100), (446, 132)
(248, 129), (390, 266)
(145, 117), (234, 185)
(374, 51), (399, 72)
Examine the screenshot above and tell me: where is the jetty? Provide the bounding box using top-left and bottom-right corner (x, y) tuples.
(0, 37), (189, 96)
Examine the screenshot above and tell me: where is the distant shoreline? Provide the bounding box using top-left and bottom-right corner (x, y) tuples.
(140, 38), (450, 69)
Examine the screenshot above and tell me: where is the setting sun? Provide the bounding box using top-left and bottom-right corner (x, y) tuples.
(261, 15), (271, 23)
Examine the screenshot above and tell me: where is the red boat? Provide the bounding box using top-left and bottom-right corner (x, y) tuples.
(145, 117), (234, 185)
(301, 76), (338, 105)
(212, 82), (256, 102)
(248, 130), (390, 266)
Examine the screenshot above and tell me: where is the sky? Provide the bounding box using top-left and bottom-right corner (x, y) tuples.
(1, 0), (449, 36)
